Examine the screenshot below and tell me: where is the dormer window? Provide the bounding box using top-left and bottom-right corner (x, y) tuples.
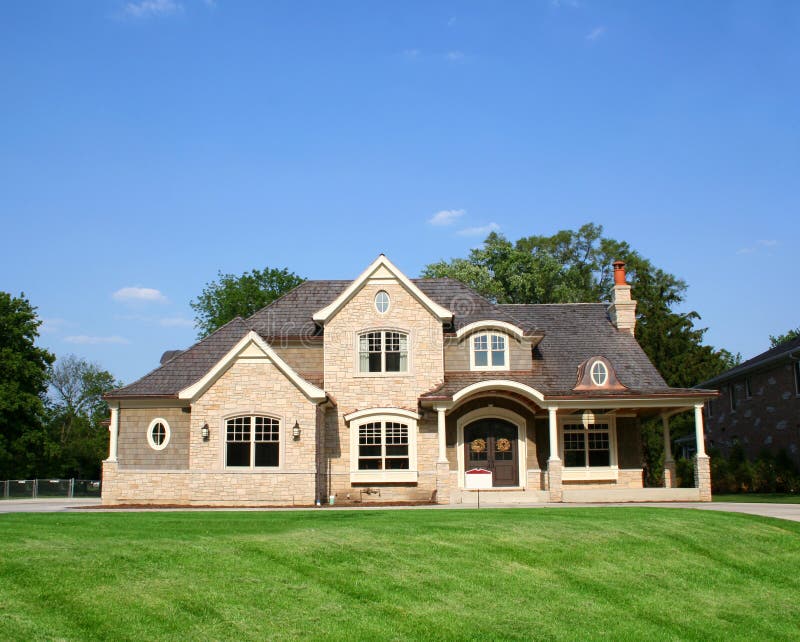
(471, 333), (509, 371)
(359, 331), (408, 373)
(590, 360), (608, 386)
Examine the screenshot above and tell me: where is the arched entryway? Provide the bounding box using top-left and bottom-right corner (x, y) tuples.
(464, 418), (519, 486)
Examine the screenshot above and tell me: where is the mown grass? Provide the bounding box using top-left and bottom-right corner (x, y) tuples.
(713, 493), (800, 504)
(1, 508), (799, 641)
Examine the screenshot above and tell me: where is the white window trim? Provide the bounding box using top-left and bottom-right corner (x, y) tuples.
(354, 328), (412, 377)
(590, 360), (609, 386)
(146, 417), (171, 451)
(349, 411), (418, 483)
(455, 407), (527, 490)
(222, 413), (284, 471)
(469, 332), (510, 371)
(558, 412), (618, 481)
(375, 290), (390, 314)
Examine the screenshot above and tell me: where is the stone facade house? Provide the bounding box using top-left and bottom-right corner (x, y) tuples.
(698, 336), (800, 467)
(102, 256), (715, 506)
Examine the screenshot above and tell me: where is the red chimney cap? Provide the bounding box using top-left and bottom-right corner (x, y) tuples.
(612, 260), (627, 285)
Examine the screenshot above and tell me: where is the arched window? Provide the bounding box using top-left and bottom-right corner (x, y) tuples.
(346, 409), (419, 483)
(358, 331), (408, 373)
(225, 415), (280, 468)
(147, 418), (171, 451)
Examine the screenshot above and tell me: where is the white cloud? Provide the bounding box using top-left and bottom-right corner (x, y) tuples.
(123, 0), (183, 18)
(738, 239), (778, 255)
(445, 50), (465, 62)
(428, 209), (465, 226)
(586, 26), (606, 42)
(65, 335), (130, 345)
(159, 317), (195, 328)
(113, 287), (168, 304)
(457, 222), (500, 237)
(402, 48), (421, 60)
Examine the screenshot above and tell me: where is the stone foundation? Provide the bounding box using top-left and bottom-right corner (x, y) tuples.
(547, 459), (563, 502)
(663, 460), (677, 488)
(695, 454), (712, 502)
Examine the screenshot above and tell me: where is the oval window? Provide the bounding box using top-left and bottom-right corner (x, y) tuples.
(375, 290), (390, 314)
(590, 361), (608, 386)
(147, 418), (171, 451)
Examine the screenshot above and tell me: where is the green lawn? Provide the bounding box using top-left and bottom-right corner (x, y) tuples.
(713, 493), (800, 504)
(1, 508), (799, 641)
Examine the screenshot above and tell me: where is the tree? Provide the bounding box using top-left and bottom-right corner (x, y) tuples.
(769, 327), (800, 348)
(424, 224), (736, 486)
(190, 267), (306, 338)
(46, 355), (121, 478)
(0, 292), (54, 479)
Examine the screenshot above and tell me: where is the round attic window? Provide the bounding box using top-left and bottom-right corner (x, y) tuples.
(375, 290), (390, 314)
(590, 361), (609, 386)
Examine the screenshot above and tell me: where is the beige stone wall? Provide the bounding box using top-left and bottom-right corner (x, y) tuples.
(444, 336), (531, 371)
(118, 406), (190, 470)
(561, 469), (644, 490)
(271, 342), (323, 380)
(322, 280), (445, 503)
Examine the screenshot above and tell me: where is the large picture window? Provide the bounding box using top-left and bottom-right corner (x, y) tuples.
(470, 332), (508, 370)
(562, 422), (612, 468)
(358, 331), (408, 373)
(357, 421), (410, 470)
(225, 415), (280, 468)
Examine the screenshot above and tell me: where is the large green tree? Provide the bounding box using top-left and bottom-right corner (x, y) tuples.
(424, 224), (736, 485)
(0, 292), (54, 479)
(46, 355), (120, 478)
(191, 267), (306, 338)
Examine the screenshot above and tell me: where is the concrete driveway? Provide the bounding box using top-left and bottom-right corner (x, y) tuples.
(0, 498), (102, 513)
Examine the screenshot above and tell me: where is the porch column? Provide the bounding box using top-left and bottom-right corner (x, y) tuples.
(434, 405), (448, 464)
(547, 407), (563, 502)
(693, 403), (711, 502)
(107, 404), (119, 462)
(661, 414), (676, 488)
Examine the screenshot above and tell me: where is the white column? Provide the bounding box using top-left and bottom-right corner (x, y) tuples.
(548, 407), (560, 461)
(435, 406), (448, 464)
(694, 404), (707, 457)
(107, 404), (119, 462)
(661, 414), (673, 463)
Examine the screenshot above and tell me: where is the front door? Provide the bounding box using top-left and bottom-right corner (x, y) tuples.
(464, 419), (518, 487)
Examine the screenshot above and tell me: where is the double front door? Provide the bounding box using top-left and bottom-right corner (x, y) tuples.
(464, 419), (519, 487)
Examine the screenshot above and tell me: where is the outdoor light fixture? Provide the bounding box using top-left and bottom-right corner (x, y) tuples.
(201, 423), (210, 441)
(292, 421), (301, 440)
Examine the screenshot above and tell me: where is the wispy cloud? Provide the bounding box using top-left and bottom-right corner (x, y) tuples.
(586, 26), (606, 42)
(123, 0), (183, 19)
(402, 48), (421, 60)
(40, 318), (68, 334)
(551, 0), (581, 7)
(457, 222), (500, 237)
(113, 287), (168, 304)
(737, 239), (778, 255)
(428, 209), (465, 226)
(445, 50), (465, 62)
(65, 335), (130, 345)
(159, 317), (195, 328)
(447, 16), (456, 27)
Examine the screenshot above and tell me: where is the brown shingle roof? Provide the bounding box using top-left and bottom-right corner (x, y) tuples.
(697, 334), (800, 388)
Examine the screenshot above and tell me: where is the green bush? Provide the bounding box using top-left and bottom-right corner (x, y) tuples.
(710, 447), (800, 495)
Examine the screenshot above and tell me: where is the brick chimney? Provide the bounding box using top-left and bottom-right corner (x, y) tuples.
(608, 260), (637, 335)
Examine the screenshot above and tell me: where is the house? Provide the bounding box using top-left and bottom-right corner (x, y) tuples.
(697, 336), (800, 467)
(102, 256), (715, 506)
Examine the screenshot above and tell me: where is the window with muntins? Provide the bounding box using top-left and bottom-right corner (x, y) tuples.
(590, 360), (608, 386)
(472, 333), (507, 369)
(225, 415), (280, 468)
(563, 423), (611, 468)
(358, 421), (410, 470)
(147, 418), (171, 451)
(358, 331), (408, 373)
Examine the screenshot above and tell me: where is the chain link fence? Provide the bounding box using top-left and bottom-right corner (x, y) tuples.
(1, 479), (101, 499)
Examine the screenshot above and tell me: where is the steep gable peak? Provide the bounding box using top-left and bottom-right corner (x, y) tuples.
(312, 254), (453, 324)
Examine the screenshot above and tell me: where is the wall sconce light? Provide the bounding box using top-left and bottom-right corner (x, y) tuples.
(292, 421), (301, 440)
(201, 423), (210, 441)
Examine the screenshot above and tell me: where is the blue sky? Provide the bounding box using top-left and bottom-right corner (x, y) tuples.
(1, 0), (798, 384)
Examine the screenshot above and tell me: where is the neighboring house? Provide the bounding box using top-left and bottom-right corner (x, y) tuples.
(697, 336), (800, 467)
(102, 256), (715, 506)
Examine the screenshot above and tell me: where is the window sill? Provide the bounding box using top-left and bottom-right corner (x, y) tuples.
(350, 470), (418, 484)
(353, 371), (413, 378)
(562, 467), (618, 482)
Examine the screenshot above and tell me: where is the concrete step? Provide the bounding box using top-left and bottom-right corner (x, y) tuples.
(451, 489), (549, 505)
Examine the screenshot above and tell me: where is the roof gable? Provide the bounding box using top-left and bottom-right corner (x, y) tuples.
(312, 255), (452, 324)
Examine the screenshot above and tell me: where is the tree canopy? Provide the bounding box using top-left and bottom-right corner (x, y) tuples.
(423, 223), (735, 388)
(0, 292), (55, 479)
(769, 327), (800, 348)
(190, 267), (306, 338)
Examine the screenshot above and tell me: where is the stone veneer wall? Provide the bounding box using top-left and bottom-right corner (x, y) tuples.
(323, 280), (445, 504)
(103, 356), (320, 506)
